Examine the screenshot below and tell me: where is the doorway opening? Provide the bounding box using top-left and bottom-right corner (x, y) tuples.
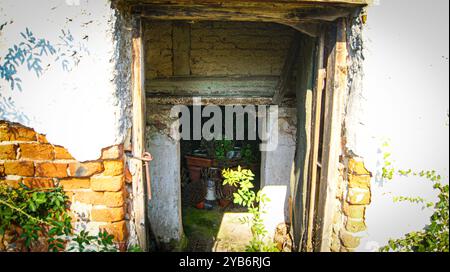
(127, 0), (363, 253)
(179, 105), (262, 251)
(144, 19), (300, 251)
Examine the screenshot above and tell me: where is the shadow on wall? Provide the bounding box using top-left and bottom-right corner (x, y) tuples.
(0, 27), (89, 123)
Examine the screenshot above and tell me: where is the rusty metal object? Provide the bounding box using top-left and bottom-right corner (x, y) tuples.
(126, 151), (153, 200)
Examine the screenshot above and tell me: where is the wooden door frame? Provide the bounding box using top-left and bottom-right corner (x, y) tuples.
(129, 4), (354, 251)
(131, 15), (148, 251)
(311, 18), (349, 252)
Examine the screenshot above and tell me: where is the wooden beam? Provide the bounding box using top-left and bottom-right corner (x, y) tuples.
(146, 96), (278, 106)
(273, 33), (301, 104)
(120, 0), (372, 10)
(290, 22), (322, 37)
(305, 30), (326, 252)
(131, 15), (148, 251)
(287, 32), (315, 251)
(135, 4), (354, 25)
(315, 18), (348, 252)
(147, 76), (282, 97)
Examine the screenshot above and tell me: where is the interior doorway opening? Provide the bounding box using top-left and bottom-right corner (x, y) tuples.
(143, 18), (312, 252)
(179, 105), (262, 251)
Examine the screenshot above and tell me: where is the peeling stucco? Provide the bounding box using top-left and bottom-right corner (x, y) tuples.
(0, 0), (132, 161)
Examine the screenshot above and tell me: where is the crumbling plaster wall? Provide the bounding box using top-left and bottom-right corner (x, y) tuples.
(145, 105), (183, 245)
(260, 107), (297, 241)
(342, 0), (449, 251)
(0, 0), (132, 162)
(0, 0), (135, 250)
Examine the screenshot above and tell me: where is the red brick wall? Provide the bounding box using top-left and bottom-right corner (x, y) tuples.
(0, 120), (129, 250)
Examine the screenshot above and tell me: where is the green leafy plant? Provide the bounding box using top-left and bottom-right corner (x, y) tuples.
(380, 179), (448, 252)
(379, 142), (449, 252)
(240, 144), (256, 166)
(215, 138), (234, 162)
(68, 229), (116, 252)
(127, 244), (143, 252)
(0, 183), (117, 252)
(222, 166), (279, 252)
(0, 183), (72, 250)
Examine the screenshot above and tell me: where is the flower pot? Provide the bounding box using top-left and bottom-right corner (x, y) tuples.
(185, 155), (213, 182)
(186, 155), (213, 168)
(187, 166), (202, 183)
(195, 201), (205, 209)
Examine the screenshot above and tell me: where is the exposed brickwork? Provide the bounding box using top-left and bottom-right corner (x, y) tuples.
(19, 143), (54, 160)
(73, 190), (126, 207)
(101, 145), (123, 160)
(190, 22), (294, 76)
(330, 156), (372, 252)
(4, 161), (35, 176)
(5, 124), (37, 141)
(59, 178), (90, 190)
(35, 162), (68, 178)
(68, 161), (104, 177)
(0, 121), (129, 250)
(22, 177), (55, 189)
(36, 133), (49, 144)
(144, 21), (173, 78)
(54, 146), (74, 160)
(100, 220), (128, 242)
(91, 207), (125, 222)
(0, 144), (17, 160)
(144, 21), (295, 79)
(90, 175), (124, 192)
(103, 160), (124, 176)
(0, 179), (20, 188)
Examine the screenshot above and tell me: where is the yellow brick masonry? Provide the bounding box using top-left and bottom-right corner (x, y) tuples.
(339, 157), (372, 251)
(0, 121), (129, 247)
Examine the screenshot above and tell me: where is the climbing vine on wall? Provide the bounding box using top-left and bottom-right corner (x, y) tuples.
(0, 183), (116, 252)
(379, 142), (449, 252)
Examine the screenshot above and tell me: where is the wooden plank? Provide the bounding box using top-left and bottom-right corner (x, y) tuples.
(120, 0), (372, 10)
(305, 30), (326, 252)
(272, 33), (301, 104)
(172, 22), (191, 76)
(146, 96), (280, 106)
(289, 33), (315, 251)
(291, 22), (321, 37)
(146, 76), (282, 97)
(131, 16), (148, 251)
(135, 4), (355, 25)
(315, 18), (348, 252)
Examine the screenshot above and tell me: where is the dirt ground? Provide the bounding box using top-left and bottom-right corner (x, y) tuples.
(182, 205), (253, 252)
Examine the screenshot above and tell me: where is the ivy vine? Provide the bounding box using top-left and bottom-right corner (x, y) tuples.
(379, 142), (449, 252)
(0, 183), (116, 252)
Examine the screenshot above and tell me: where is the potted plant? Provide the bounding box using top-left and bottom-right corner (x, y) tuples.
(213, 138), (235, 168)
(185, 139), (215, 182)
